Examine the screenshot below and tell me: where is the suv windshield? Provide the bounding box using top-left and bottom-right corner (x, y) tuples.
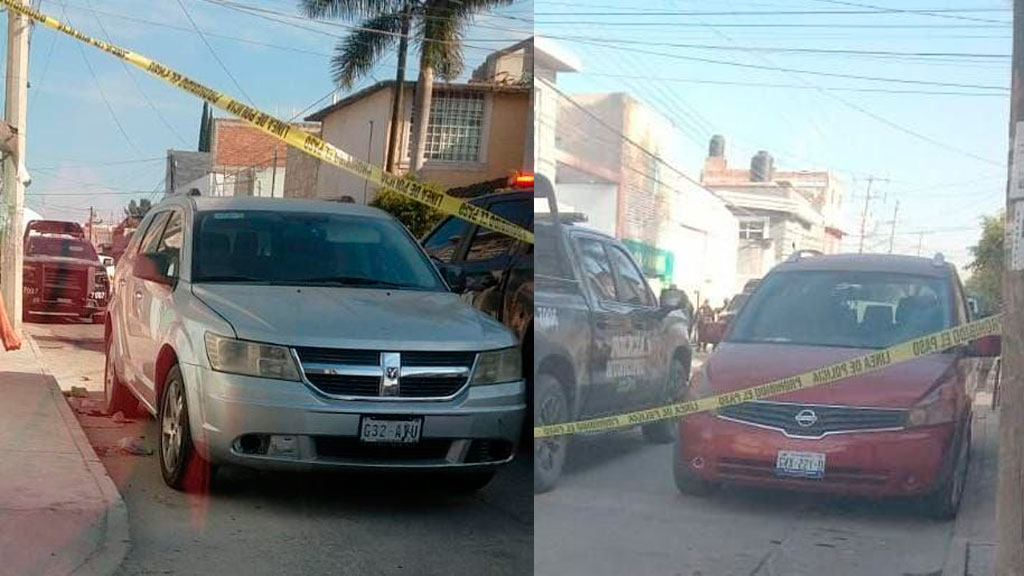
(727, 270), (952, 349)
(193, 210), (445, 291)
(26, 236), (98, 261)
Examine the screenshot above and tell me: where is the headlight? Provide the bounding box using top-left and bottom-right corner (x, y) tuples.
(204, 333), (301, 381)
(907, 382), (957, 427)
(470, 347), (522, 385)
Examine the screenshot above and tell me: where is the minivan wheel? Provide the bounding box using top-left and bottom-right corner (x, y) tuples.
(103, 335), (139, 417)
(924, 424), (971, 520)
(159, 366), (216, 492)
(534, 374), (570, 494)
(673, 442), (718, 497)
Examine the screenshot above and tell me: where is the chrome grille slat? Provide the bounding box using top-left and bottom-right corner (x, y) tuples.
(718, 401), (906, 438)
(295, 348), (476, 400)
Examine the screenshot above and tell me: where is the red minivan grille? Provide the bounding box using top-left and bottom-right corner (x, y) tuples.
(718, 401), (907, 438)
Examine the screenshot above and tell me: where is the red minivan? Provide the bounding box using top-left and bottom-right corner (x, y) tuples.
(674, 253), (1000, 518)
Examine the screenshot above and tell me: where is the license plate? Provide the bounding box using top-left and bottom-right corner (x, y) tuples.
(776, 450), (826, 478)
(359, 416), (422, 444)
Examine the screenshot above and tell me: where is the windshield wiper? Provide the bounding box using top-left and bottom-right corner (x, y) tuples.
(292, 276), (419, 289)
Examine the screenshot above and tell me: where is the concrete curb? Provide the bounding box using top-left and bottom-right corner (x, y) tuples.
(27, 335), (130, 576)
(941, 537), (968, 576)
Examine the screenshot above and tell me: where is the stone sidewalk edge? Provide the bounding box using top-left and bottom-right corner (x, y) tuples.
(26, 336), (130, 576)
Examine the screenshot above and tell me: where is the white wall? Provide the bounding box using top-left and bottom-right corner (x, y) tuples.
(554, 182), (618, 236)
(315, 88), (393, 202)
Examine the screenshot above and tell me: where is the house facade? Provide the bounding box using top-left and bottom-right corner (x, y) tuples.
(554, 91), (739, 305)
(701, 136), (845, 291)
(305, 40), (532, 203)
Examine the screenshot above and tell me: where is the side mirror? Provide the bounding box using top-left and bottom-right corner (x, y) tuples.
(968, 334), (1001, 357)
(439, 264), (467, 294)
(133, 253), (172, 286)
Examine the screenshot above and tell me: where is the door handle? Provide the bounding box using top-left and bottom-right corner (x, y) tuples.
(134, 291), (143, 300)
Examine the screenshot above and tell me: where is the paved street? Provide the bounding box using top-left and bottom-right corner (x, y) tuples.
(25, 321), (532, 576)
(534, 396), (997, 576)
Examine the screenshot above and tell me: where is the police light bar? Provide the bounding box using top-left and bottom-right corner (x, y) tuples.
(509, 172), (534, 188)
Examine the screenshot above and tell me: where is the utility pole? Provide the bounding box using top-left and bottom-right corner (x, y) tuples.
(916, 232), (925, 257)
(887, 200), (899, 254)
(0, 1), (30, 335)
(88, 206), (94, 244)
(857, 177), (875, 254)
(997, 1), (1024, 573)
(384, 7), (410, 174)
(270, 148), (277, 198)
(363, 120), (374, 204)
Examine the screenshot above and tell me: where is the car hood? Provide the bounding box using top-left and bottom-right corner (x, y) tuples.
(191, 283), (515, 351)
(705, 343), (957, 408)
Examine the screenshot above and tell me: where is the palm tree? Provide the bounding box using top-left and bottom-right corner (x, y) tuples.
(299, 0), (514, 174)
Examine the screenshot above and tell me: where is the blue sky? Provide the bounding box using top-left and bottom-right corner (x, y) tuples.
(3, 0), (532, 226)
(535, 0), (1010, 270)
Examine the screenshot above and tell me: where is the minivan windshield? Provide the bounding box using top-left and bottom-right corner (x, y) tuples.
(727, 270), (952, 349)
(192, 210), (445, 291)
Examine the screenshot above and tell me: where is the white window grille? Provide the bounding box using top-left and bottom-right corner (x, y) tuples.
(410, 91), (485, 163)
(739, 219), (767, 240)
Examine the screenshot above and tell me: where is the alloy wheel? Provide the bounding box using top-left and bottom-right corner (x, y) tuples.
(161, 380), (185, 472)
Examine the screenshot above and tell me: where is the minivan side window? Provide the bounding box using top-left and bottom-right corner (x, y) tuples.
(423, 216), (471, 263)
(137, 211), (171, 257)
(150, 211), (183, 279)
(606, 245), (655, 307)
(576, 237), (616, 301)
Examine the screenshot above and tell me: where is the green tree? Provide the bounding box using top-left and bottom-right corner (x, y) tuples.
(299, 0), (514, 172)
(370, 189), (443, 238)
(966, 211), (1004, 313)
(124, 198), (153, 220)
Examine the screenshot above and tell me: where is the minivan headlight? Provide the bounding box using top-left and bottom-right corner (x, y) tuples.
(470, 347), (522, 386)
(204, 333), (301, 381)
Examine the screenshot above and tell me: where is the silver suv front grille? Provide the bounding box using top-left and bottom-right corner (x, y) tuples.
(294, 348), (477, 400)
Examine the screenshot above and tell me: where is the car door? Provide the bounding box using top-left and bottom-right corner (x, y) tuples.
(604, 242), (664, 409)
(134, 209), (185, 407)
(422, 215), (472, 265)
(124, 210), (171, 393)
(572, 233), (636, 417)
(121, 211), (168, 387)
(460, 197), (532, 318)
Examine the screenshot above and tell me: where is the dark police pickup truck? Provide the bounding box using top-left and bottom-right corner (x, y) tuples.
(421, 178), (533, 434)
(22, 220), (109, 323)
(533, 173), (692, 493)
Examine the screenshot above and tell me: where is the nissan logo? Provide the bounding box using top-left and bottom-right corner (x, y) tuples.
(794, 409), (818, 428)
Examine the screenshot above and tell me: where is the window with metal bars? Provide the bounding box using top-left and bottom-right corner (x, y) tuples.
(410, 91), (486, 163)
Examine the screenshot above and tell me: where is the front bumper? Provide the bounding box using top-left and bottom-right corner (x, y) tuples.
(678, 413), (956, 497)
(23, 290), (107, 316)
(180, 364), (526, 471)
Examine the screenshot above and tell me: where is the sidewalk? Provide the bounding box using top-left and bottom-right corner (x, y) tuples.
(0, 338), (127, 576)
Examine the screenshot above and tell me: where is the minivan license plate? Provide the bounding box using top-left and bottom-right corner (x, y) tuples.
(359, 417), (422, 444)
(776, 450), (826, 478)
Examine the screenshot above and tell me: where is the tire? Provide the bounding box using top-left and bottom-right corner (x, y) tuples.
(445, 471), (496, 492)
(923, 423), (971, 520)
(642, 354), (689, 444)
(159, 365), (216, 492)
(673, 442), (718, 497)
(103, 334), (140, 417)
(534, 374), (570, 494)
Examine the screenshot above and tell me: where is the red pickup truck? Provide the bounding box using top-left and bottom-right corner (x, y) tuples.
(22, 220), (109, 323)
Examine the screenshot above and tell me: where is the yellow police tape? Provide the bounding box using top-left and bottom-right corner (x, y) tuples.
(1, 0), (533, 245)
(534, 314), (1003, 438)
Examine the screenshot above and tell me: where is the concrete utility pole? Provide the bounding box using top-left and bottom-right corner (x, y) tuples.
(88, 207), (94, 243)
(857, 177), (875, 254)
(997, 2), (1024, 573)
(0, 1), (30, 335)
(916, 232), (925, 257)
(887, 200), (899, 254)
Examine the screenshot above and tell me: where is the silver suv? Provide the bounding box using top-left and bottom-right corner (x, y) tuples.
(104, 195), (524, 491)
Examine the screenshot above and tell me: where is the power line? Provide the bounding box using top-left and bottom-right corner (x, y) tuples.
(534, 8), (1011, 18)
(807, 0), (1009, 25)
(577, 72), (1008, 97)
(176, 0), (257, 106)
(532, 21), (1009, 29)
(537, 34), (1009, 91)
(84, 0), (190, 147)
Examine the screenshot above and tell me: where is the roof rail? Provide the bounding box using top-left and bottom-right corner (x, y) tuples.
(786, 249), (823, 263)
